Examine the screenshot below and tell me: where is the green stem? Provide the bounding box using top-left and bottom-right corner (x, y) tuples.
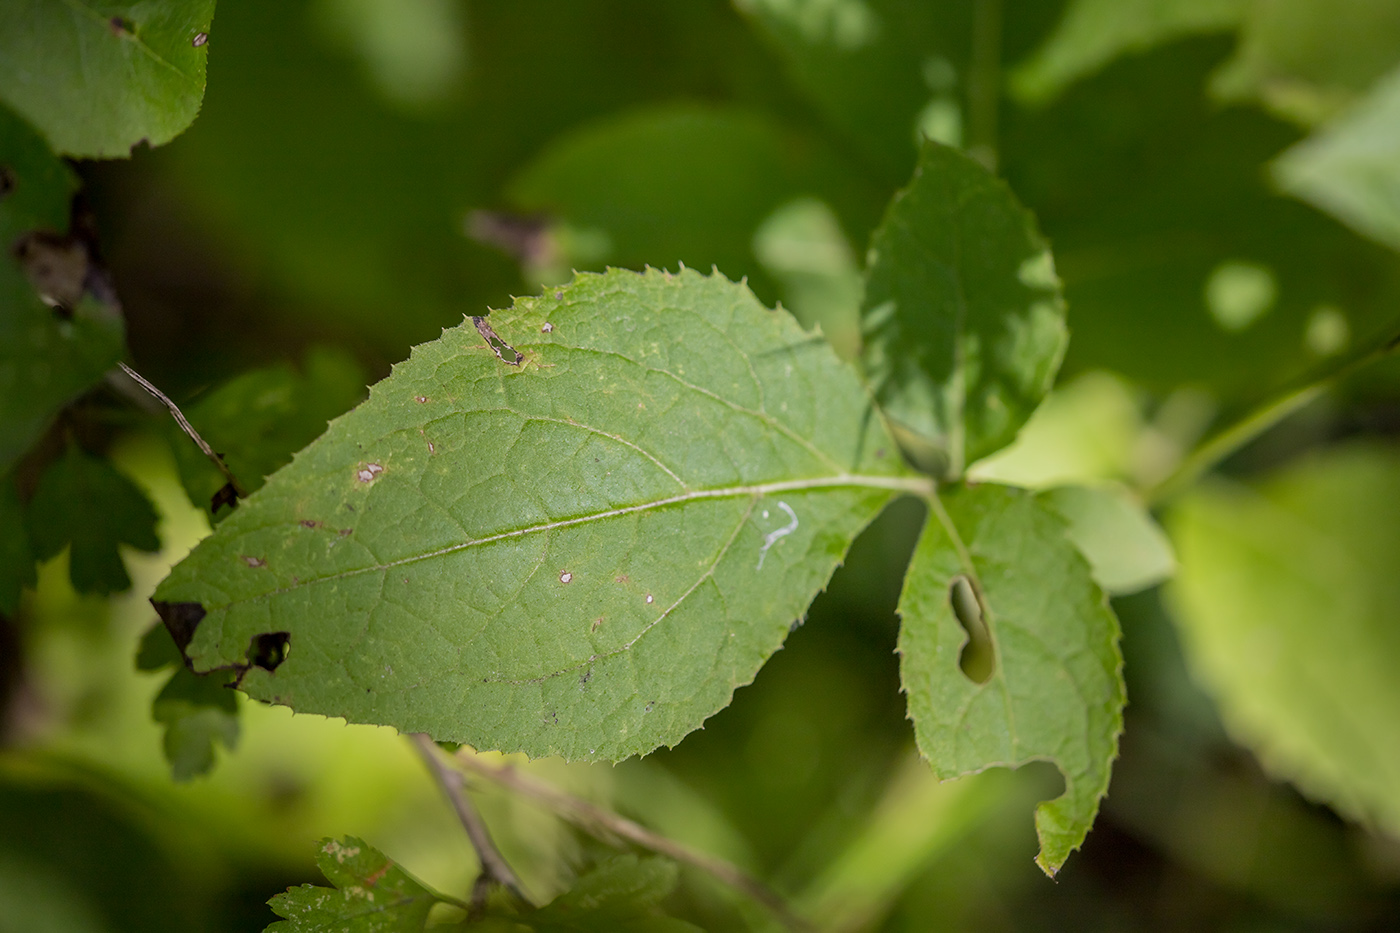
(1146, 331), (1400, 504)
(967, 0), (1003, 171)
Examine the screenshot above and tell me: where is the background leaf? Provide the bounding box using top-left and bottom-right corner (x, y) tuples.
(0, 105), (126, 475)
(0, 0), (217, 158)
(27, 445), (160, 595)
(154, 267), (915, 761)
(897, 483), (1124, 875)
(1011, 0), (1247, 104)
(1274, 63), (1400, 254)
(168, 346), (368, 519)
(1167, 443), (1400, 838)
(861, 141), (1067, 477)
(1040, 484), (1176, 596)
(0, 475), (35, 615)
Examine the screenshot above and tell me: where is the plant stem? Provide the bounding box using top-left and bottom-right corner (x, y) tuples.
(967, 0), (1003, 170)
(410, 734), (531, 908)
(1146, 331), (1400, 504)
(450, 750), (815, 933)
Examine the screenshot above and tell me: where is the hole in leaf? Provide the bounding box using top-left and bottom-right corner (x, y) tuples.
(949, 575), (994, 683)
(152, 600), (206, 656)
(248, 632), (290, 672)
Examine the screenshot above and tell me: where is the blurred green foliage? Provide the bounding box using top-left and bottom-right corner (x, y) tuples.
(5, 0), (1400, 930)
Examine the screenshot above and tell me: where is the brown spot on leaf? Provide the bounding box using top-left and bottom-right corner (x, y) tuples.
(559, 571), (573, 584)
(591, 618), (602, 632)
(356, 463), (383, 483)
(192, 31), (208, 47)
(541, 321), (554, 333)
(414, 395), (428, 403)
(109, 16), (133, 34)
(300, 519), (321, 529)
(242, 555), (267, 569)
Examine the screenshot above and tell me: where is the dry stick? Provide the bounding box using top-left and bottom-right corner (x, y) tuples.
(410, 734), (531, 910)
(451, 750), (815, 933)
(115, 361), (245, 497)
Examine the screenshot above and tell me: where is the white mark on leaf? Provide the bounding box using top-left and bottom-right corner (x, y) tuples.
(356, 463), (383, 483)
(756, 500), (798, 570)
(541, 321), (554, 333)
(645, 594), (654, 604)
(560, 571), (573, 584)
(242, 555), (267, 568)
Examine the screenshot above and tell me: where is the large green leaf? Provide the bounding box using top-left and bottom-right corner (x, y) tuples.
(0, 0), (217, 157)
(1210, 0), (1400, 125)
(154, 268), (917, 760)
(1274, 64), (1400, 254)
(1011, 0), (1247, 104)
(897, 483), (1124, 875)
(0, 106), (126, 475)
(861, 142), (1067, 477)
(1168, 444), (1400, 838)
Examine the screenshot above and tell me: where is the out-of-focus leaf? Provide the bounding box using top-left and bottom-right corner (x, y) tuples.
(0, 0), (216, 158)
(897, 483), (1124, 875)
(862, 142), (1066, 477)
(1168, 443), (1400, 838)
(27, 446), (160, 595)
(312, 0), (467, 112)
(1210, 0), (1400, 126)
(1274, 64), (1400, 254)
(752, 197), (863, 359)
(519, 855), (699, 933)
(168, 347), (367, 519)
(153, 268), (914, 761)
(0, 475), (35, 615)
(266, 837), (440, 932)
(0, 106), (126, 475)
(1041, 484), (1175, 595)
(507, 105), (832, 290)
(734, 0), (949, 185)
(1002, 39), (1400, 398)
(141, 623), (242, 781)
(1012, 0), (1246, 104)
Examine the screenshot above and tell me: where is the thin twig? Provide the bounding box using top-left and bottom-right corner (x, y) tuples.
(115, 361), (245, 497)
(450, 749), (814, 933)
(410, 734), (531, 909)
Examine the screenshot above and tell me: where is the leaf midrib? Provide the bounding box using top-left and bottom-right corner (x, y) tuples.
(211, 473), (934, 611)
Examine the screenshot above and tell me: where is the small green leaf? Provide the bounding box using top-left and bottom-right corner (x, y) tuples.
(152, 666), (241, 781)
(1011, 0), (1247, 104)
(168, 347), (368, 519)
(1040, 484), (1175, 595)
(154, 267), (916, 760)
(27, 446), (160, 595)
(862, 142), (1067, 477)
(0, 106), (126, 475)
(267, 837), (441, 933)
(0, 474), (35, 615)
(523, 855), (699, 933)
(1209, 0), (1400, 125)
(1167, 444), (1400, 838)
(0, 0), (217, 158)
(1274, 64), (1400, 254)
(897, 484), (1124, 875)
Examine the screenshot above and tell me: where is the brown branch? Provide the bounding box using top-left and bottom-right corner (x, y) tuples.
(450, 749), (814, 933)
(410, 734), (531, 910)
(115, 362), (246, 499)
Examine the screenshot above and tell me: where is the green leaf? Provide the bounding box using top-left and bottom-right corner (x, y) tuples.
(151, 661), (240, 781)
(154, 267), (916, 760)
(1274, 64), (1400, 254)
(521, 855), (699, 933)
(0, 474), (35, 615)
(897, 483), (1124, 875)
(861, 142), (1067, 477)
(1167, 444), (1400, 838)
(0, 0), (217, 158)
(1209, 0), (1400, 125)
(1040, 484), (1176, 596)
(0, 106), (126, 475)
(27, 445), (160, 595)
(1011, 0), (1247, 104)
(506, 105), (833, 289)
(266, 837), (441, 933)
(168, 347), (368, 519)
